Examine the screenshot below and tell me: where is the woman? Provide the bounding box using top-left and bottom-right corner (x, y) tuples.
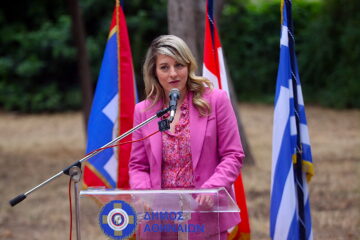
(129, 35), (245, 239)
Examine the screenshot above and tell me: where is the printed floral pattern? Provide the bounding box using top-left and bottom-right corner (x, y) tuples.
(161, 97), (194, 188)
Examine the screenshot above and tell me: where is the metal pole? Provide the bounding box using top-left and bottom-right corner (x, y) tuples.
(286, 1), (306, 238)
(69, 166), (82, 240)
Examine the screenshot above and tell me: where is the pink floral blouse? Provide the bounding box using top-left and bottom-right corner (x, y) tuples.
(161, 97), (194, 189)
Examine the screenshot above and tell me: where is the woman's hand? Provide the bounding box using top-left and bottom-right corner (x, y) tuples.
(132, 197), (152, 213)
(195, 194), (214, 210)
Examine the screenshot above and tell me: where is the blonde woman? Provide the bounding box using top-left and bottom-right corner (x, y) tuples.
(129, 35), (244, 239)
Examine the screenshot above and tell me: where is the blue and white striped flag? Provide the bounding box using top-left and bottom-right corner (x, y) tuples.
(270, 1), (314, 239)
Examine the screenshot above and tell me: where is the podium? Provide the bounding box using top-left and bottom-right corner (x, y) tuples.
(79, 187), (240, 240)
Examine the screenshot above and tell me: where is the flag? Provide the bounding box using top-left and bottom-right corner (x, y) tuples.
(202, 0), (251, 239)
(83, 0), (137, 189)
(270, 1), (314, 239)
(202, 0), (229, 93)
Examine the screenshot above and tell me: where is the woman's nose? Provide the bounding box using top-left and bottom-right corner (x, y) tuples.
(169, 66), (177, 77)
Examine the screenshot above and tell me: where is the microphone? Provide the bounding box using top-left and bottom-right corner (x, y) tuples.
(168, 88), (180, 123)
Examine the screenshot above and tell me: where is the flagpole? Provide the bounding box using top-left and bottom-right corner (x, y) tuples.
(285, 0), (306, 239)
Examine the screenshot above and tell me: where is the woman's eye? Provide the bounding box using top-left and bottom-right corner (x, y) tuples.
(160, 65), (168, 70)
(175, 63), (184, 68)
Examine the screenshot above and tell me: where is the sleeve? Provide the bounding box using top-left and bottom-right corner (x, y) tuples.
(128, 104), (152, 189)
(201, 90), (245, 189)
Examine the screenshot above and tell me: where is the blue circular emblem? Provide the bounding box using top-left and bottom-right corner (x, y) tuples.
(98, 200), (137, 239)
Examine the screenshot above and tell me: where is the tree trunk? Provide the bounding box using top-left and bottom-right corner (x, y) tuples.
(167, 0), (225, 68)
(167, 0), (205, 72)
(67, 0), (93, 132)
(167, 0), (255, 165)
(225, 59), (255, 166)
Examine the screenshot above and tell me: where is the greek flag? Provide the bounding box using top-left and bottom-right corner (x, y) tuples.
(270, 1), (314, 239)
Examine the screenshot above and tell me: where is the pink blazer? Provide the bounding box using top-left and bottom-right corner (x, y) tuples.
(129, 88), (245, 231)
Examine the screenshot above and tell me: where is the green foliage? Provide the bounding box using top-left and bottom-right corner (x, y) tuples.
(120, 0), (168, 97)
(0, 0), (167, 112)
(0, 1), (78, 112)
(221, 0), (281, 103)
(221, 0), (360, 108)
(0, 0), (359, 112)
(297, 0), (360, 108)
(81, 0), (168, 98)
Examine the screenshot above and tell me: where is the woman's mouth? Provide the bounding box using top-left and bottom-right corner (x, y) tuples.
(169, 80), (180, 85)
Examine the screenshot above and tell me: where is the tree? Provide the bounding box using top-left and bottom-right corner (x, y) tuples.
(167, 0), (224, 67)
(67, 0), (93, 130)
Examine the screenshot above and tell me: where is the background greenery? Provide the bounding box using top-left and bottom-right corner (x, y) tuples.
(0, 0), (359, 112)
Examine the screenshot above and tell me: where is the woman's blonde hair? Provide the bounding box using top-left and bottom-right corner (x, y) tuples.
(143, 35), (212, 116)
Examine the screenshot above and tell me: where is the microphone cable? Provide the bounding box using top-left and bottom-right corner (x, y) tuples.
(85, 130), (160, 157)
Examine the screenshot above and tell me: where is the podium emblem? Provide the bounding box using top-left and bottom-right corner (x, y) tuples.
(99, 200), (137, 239)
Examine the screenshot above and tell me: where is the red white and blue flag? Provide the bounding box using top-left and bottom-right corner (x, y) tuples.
(202, 0), (251, 239)
(83, 0), (137, 189)
(202, 1), (229, 93)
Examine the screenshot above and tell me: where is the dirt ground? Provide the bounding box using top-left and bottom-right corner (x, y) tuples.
(0, 104), (359, 240)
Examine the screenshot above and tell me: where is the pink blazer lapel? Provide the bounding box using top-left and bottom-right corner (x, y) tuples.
(189, 92), (209, 170)
(144, 101), (163, 167)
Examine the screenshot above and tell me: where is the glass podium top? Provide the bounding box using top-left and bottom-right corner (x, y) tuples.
(80, 187), (240, 213)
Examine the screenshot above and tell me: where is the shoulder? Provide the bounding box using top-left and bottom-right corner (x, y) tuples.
(134, 98), (163, 119)
(205, 89), (235, 117)
(135, 99), (150, 110)
(134, 98), (158, 111)
(202, 88), (230, 104)
(134, 99), (151, 119)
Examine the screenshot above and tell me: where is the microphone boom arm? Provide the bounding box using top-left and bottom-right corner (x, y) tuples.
(9, 107), (170, 207)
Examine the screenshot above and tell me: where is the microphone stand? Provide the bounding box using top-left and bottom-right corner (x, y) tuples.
(9, 107), (171, 239)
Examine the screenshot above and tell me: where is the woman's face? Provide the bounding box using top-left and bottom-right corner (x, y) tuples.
(155, 54), (188, 98)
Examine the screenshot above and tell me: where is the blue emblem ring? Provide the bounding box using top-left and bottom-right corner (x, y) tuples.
(99, 200), (137, 240)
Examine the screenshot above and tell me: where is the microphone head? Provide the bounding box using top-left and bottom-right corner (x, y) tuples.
(169, 88), (180, 100)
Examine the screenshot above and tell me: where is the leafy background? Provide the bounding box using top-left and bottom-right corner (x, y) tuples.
(0, 0), (359, 112)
